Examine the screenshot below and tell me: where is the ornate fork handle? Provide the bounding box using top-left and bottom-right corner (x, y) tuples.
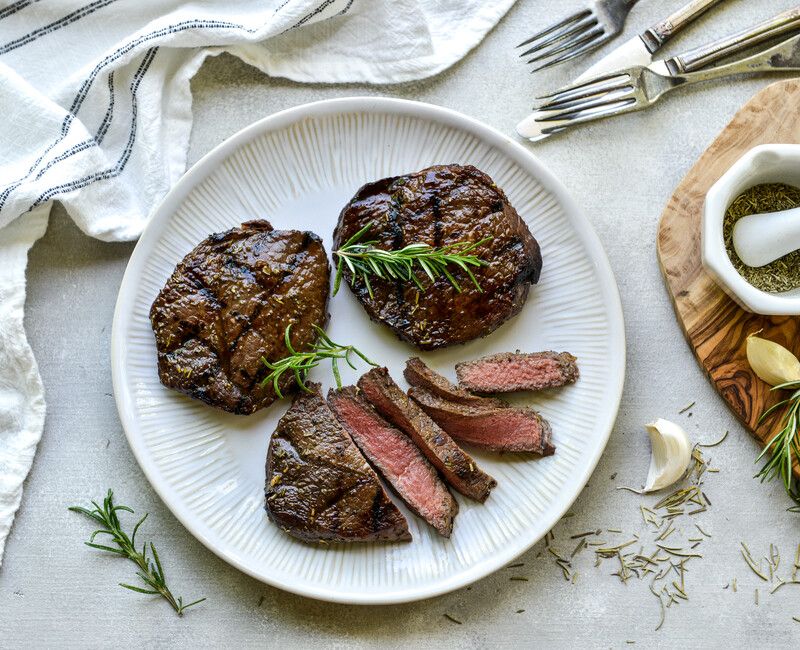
(669, 7), (800, 74)
(664, 33), (800, 90)
(641, 0), (726, 52)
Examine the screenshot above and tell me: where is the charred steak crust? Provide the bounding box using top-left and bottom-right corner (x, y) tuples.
(328, 387), (458, 538)
(404, 357), (508, 409)
(333, 165), (543, 350)
(456, 351), (579, 394)
(357, 367), (496, 503)
(265, 384), (411, 544)
(149, 220), (330, 414)
(408, 387), (555, 456)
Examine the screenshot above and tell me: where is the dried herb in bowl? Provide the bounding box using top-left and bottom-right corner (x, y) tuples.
(723, 183), (800, 292)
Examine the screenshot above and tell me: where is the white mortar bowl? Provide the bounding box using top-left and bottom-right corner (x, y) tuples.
(702, 144), (800, 315)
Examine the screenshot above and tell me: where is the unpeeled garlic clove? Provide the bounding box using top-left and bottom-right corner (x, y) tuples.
(746, 334), (800, 387)
(643, 419), (692, 493)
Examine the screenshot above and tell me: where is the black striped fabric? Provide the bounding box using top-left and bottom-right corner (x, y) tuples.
(0, 0), (353, 217)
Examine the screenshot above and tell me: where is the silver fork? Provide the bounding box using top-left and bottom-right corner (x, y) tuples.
(517, 0), (641, 71)
(532, 31), (800, 135)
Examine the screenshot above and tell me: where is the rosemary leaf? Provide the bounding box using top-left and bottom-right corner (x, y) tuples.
(333, 221), (492, 297)
(69, 490), (205, 616)
(697, 430), (729, 448)
(259, 325), (375, 397)
(754, 380), (800, 506)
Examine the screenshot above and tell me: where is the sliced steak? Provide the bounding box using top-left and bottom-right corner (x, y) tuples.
(357, 367), (496, 503)
(456, 351), (579, 394)
(265, 384), (410, 543)
(328, 387), (458, 537)
(404, 357), (507, 409)
(333, 165), (542, 350)
(150, 220), (330, 414)
(409, 387), (555, 455)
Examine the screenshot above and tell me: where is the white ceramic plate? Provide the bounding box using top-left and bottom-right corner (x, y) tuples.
(112, 97), (625, 604)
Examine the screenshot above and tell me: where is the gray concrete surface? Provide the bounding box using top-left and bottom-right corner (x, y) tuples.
(3, 0), (800, 647)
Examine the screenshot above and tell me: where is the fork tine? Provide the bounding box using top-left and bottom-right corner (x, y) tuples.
(518, 14), (598, 58)
(526, 25), (604, 66)
(537, 86), (632, 113)
(536, 94), (637, 122)
(536, 70), (632, 101)
(536, 78), (633, 111)
(538, 100), (640, 134)
(531, 30), (609, 71)
(516, 9), (592, 49)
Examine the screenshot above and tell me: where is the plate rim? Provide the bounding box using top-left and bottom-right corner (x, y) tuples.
(111, 96), (626, 605)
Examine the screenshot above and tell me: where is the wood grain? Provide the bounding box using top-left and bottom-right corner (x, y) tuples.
(657, 79), (800, 479)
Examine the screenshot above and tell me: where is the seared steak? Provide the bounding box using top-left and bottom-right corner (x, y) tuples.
(328, 387), (458, 537)
(456, 351), (579, 394)
(409, 387), (555, 455)
(404, 357), (507, 409)
(358, 367), (496, 503)
(149, 220), (330, 414)
(333, 165), (542, 350)
(265, 384), (410, 543)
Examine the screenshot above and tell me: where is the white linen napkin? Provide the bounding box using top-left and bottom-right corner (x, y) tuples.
(0, 0), (515, 565)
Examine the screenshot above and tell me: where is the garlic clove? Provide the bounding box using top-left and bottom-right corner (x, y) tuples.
(746, 334), (800, 387)
(643, 419), (692, 493)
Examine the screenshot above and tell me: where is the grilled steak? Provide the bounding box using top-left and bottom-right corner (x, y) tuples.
(328, 387), (458, 537)
(333, 165), (542, 350)
(404, 357), (507, 409)
(265, 384), (410, 543)
(409, 387), (555, 455)
(150, 220), (330, 414)
(357, 367), (496, 502)
(456, 351), (579, 394)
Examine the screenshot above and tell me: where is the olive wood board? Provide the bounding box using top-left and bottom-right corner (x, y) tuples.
(657, 78), (800, 480)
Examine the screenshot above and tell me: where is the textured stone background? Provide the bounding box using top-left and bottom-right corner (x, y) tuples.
(3, 0), (800, 647)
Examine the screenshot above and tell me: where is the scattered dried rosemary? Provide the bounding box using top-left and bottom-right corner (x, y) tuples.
(542, 443), (719, 631)
(723, 183), (800, 292)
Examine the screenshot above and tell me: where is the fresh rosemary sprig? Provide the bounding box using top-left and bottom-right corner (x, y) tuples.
(756, 379), (800, 505)
(259, 324), (375, 398)
(333, 221), (492, 298)
(69, 490), (205, 616)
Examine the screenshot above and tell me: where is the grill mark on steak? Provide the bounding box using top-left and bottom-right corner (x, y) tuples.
(333, 164), (543, 350)
(150, 220), (330, 414)
(408, 387), (555, 456)
(265, 384), (410, 544)
(403, 357), (507, 409)
(388, 196), (405, 249)
(456, 351), (579, 394)
(431, 195), (442, 247)
(328, 387), (458, 537)
(357, 367), (496, 503)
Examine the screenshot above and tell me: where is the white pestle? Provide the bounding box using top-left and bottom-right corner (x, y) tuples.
(732, 205), (800, 268)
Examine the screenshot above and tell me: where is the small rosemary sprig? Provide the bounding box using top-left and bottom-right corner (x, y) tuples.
(259, 324), (375, 398)
(756, 379), (800, 505)
(69, 490), (205, 616)
(333, 221), (492, 298)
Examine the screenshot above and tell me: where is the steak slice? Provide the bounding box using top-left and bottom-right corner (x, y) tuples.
(404, 357), (507, 409)
(150, 220), (330, 414)
(333, 165), (542, 350)
(456, 351), (579, 394)
(409, 387), (555, 455)
(328, 387), (458, 537)
(357, 367), (496, 503)
(265, 384), (410, 543)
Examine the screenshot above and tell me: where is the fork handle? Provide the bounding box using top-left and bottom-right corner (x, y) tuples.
(667, 8), (800, 74)
(672, 32), (800, 87)
(641, 0), (726, 53)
